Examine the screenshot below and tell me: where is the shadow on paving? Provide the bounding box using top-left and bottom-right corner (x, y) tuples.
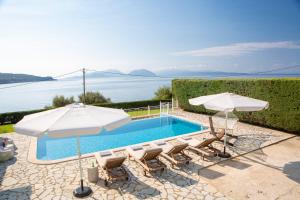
(96, 171), (161, 199)
(230, 134), (274, 154)
(0, 157), (17, 186)
(198, 167), (225, 180)
(0, 186), (32, 200)
(283, 161), (300, 184)
(154, 168), (198, 187)
(218, 159), (252, 170)
(241, 154), (282, 171)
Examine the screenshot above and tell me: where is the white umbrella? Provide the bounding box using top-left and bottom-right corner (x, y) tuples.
(15, 103), (131, 197)
(189, 92), (268, 157)
(212, 111), (239, 130)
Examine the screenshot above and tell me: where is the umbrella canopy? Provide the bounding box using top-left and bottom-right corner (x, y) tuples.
(189, 92), (269, 158)
(15, 103), (131, 138)
(15, 103), (131, 198)
(189, 92), (269, 112)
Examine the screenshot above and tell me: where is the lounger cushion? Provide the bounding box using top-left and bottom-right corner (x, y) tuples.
(181, 137), (193, 141)
(142, 147), (163, 160)
(95, 152), (126, 169)
(131, 146), (143, 151)
(128, 146), (162, 160)
(99, 151), (112, 157)
(127, 147), (145, 160)
(154, 141), (166, 146)
(157, 143), (173, 154)
(100, 156), (126, 169)
(180, 137), (202, 147)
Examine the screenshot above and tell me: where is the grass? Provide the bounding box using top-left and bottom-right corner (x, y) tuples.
(127, 109), (160, 117)
(0, 110), (159, 134)
(0, 124), (14, 134)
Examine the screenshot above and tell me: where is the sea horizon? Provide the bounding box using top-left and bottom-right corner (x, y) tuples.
(1, 74), (299, 113)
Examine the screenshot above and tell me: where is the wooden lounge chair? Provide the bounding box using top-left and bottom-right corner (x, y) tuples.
(209, 116), (235, 145)
(127, 145), (166, 176)
(95, 151), (129, 186)
(180, 130), (225, 160)
(153, 140), (192, 168)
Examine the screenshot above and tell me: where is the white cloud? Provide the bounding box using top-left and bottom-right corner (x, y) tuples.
(172, 41), (300, 57)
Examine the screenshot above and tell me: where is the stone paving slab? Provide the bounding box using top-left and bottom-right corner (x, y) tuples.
(0, 133), (229, 200)
(0, 111), (295, 200)
(198, 137), (300, 200)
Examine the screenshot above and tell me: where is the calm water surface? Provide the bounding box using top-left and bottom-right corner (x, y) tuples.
(1, 74), (298, 113)
(0, 77), (171, 113)
(37, 116), (206, 160)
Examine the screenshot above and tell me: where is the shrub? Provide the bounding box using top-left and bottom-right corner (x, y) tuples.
(0, 99), (171, 125)
(153, 86), (172, 100)
(78, 91), (111, 105)
(172, 78), (300, 133)
(52, 95), (75, 107)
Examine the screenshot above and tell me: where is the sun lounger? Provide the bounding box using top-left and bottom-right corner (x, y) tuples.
(127, 145), (166, 176)
(152, 140), (192, 167)
(179, 130), (225, 160)
(209, 116), (226, 140)
(208, 116), (234, 145)
(95, 151), (129, 186)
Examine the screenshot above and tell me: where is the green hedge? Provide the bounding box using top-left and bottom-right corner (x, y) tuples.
(0, 99), (170, 125)
(172, 78), (300, 133)
(0, 109), (47, 125)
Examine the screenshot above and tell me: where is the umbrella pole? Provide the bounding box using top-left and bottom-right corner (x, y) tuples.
(218, 111), (231, 158)
(224, 111), (227, 153)
(73, 136), (92, 198)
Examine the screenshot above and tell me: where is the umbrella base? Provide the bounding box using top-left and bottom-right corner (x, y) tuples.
(73, 186), (92, 198)
(218, 152), (231, 158)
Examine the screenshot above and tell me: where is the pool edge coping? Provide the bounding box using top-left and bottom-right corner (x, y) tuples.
(28, 114), (210, 165)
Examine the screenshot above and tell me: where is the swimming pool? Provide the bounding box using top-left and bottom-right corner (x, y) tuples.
(37, 116), (207, 160)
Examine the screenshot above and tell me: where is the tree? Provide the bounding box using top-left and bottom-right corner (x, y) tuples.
(78, 91), (111, 105)
(153, 86), (172, 100)
(52, 95), (75, 107)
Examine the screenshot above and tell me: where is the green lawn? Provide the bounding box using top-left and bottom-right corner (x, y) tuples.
(0, 124), (14, 134)
(127, 109), (160, 117)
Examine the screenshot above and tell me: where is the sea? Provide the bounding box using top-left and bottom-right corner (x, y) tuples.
(0, 77), (172, 113)
(0, 74), (298, 113)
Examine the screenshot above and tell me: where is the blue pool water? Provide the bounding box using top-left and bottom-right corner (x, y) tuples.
(37, 116), (206, 160)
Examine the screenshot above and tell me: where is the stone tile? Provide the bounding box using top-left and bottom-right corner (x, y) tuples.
(0, 110), (293, 199)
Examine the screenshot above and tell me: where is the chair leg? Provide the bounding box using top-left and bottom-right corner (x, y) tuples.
(160, 168), (164, 175)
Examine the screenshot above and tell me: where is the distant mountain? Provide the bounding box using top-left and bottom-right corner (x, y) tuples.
(156, 68), (300, 78)
(156, 69), (249, 78)
(0, 73), (54, 84)
(128, 69), (157, 77)
(254, 65), (300, 75)
(66, 69), (157, 79)
(63, 66), (300, 81)
(86, 69), (125, 78)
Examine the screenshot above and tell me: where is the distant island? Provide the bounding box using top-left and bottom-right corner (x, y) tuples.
(66, 69), (158, 80)
(0, 73), (55, 84)
(62, 66), (300, 80)
(128, 69), (156, 77)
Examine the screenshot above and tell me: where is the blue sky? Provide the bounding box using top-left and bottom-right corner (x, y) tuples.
(0, 0), (300, 76)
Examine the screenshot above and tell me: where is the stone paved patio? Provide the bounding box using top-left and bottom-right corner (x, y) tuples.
(0, 111), (294, 200)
